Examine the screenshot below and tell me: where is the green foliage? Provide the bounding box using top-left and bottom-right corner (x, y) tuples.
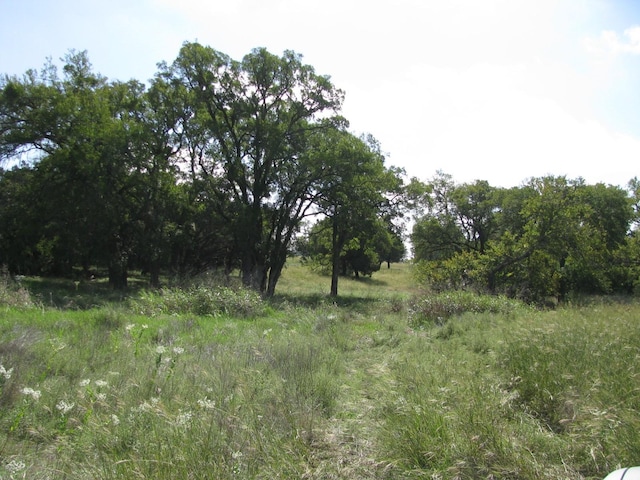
(408, 290), (525, 327)
(0, 44), (350, 296)
(299, 129), (405, 296)
(412, 174), (638, 304)
(162, 43), (346, 296)
(130, 285), (267, 318)
(499, 308), (640, 476)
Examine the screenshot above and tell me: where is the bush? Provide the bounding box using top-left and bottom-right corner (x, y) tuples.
(0, 268), (35, 308)
(408, 291), (525, 327)
(130, 285), (267, 318)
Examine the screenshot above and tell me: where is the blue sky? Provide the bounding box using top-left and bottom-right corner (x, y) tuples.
(2, 0), (640, 188)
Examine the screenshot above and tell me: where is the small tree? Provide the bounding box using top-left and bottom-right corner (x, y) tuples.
(304, 129), (404, 296)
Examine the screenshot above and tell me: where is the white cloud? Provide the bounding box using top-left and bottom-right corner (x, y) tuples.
(585, 26), (640, 56)
(342, 60), (639, 188)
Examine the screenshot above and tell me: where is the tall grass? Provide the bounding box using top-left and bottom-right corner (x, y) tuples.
(0, 262), (639, 478)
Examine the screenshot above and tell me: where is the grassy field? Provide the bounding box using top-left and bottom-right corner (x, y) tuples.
(0, 262), (639, 479)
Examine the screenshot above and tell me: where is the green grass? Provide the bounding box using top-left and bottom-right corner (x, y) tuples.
(0, 262), (639, 478)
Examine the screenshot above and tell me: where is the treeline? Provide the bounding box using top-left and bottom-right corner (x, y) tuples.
(3, 45), (640, 302)
(409, 171), (640, 303)
(0, 44), (404, 296)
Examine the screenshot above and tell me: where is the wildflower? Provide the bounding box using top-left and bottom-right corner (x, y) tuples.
(125, 324), (135, 332)
(155, 345), (167, 354)
(172, 346), (184, 355)
(141, 324), (149, 330)
(5, 459), (25, 474)
(175, 410), (193, 427)
(94, 379), (108, 388)
(0, 364), (13, 380)
(56, 400), (75, 415)
(79, 379), (91, 387)
(111, 414), (120, 426)
(21, 387), (41, 401)
(232, 450), (243, 459)
(197, 398), (216, 410)
(49, 339), (66, 352)
(96, 393), (107, 401)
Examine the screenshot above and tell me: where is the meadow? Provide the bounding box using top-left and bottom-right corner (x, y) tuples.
(0, 261), (639, 479)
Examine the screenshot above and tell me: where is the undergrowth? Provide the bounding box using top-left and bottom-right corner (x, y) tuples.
(130, 285), (268, 318)
(408, 290), (527, 327)
(0, 264), (639, 479)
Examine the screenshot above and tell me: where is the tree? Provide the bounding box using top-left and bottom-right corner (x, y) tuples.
(303, 129), (404, 296)
(375, 223), (406, 268)
(0, 167), (42, 273)
(410, 174), (640, 302)
(410, 174), (499, 260)
(0, 52), (184, 288)
(162, 42), (345, 296)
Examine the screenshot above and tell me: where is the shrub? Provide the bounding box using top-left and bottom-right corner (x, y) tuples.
(130, 285), (267, 318)
(408, 291), (525, 327)
(0, 268), (35, 308)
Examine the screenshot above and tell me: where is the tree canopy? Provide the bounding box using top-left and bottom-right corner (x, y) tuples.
(0, 45), (404, 296)
(410, 172), (639, 303)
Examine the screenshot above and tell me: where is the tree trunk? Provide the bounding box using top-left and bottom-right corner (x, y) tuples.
(149, 260), (161, 289)
(108, 236), (129, 289)
(330, 218), (346, 297)
(108, 261), (128, 290)
(265, 243), (289, 297)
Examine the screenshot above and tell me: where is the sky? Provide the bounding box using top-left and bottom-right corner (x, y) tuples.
(2, 0), (640, 188)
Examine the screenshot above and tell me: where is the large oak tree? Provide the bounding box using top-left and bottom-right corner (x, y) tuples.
(160, 42), (345, 296)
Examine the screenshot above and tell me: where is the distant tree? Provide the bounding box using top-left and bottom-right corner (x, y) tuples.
(301, 129), (404, 295)
(410, 173), (640, 302)
(410, 173), (500, 260)
(375, 223), (406, 268)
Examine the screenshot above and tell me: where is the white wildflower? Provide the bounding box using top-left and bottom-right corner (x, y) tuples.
(172, 346), (184, 355)
(49, 339), (66, 352)
(96, 393), (107, 401)
(135, 401), (152, 413)
(155, 345), (167, 354)
(111, 414), (120, 426)
(0, 364), (13, 380)
(94, 379), (108, 388)
(125, 323), (135, 332)
(5, 459), (25, 474)
(232, 450), (243, 459)
(20, 387), (41, 401)
(175, 410), (193, 427)
(141, 324), (148, 330)
(197, 398), (216, 410)
(56, 400), (75, 415)
(79, 379), (91, 387)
